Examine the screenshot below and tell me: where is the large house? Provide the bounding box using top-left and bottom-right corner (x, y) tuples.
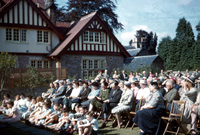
(0, 0), (130, 79)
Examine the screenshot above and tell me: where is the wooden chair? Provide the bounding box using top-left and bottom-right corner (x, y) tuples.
(162, 100), (186, 135)
(127, 98), (145, 129)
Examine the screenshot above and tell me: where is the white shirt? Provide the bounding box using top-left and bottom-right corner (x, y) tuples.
(81, 118), (99, 131)
(70, 86), (82, 97)
(136, 87), (150, 100)
(18, 98), (26, 109)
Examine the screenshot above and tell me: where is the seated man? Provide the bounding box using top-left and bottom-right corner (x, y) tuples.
(42, 83), (55, 98)
(51, 80), (66, 104)
(100, 80), (122, 128)
(163, 79), (180, 110)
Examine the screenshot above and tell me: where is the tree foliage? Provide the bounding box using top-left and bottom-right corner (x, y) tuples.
(56, 0), (123, 33)
(158, 17), (197, 70)
(0, 52), (17, 90)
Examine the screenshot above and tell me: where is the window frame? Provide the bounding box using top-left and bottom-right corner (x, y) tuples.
(83, 31), (106, 44)
(6, 28), (27, 42)
(37, 30), (50, 44)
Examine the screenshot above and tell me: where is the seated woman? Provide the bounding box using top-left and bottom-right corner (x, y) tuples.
(49, 82), (59, 98)
(18, 93), (27, 113)
(179, 76), (197, 124)
(89, 82), (110, 112)
(132, 82), (165, 135)
(81, 82), (100, 108)
(78, 111), (98, 135)
(0, 101), (21, 123)
(42, 82), (55, 98)
(111, 81), (134, 128)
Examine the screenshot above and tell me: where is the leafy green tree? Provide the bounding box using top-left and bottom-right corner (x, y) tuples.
(0, 52), (16, 90)
(58, 0), (123, 33)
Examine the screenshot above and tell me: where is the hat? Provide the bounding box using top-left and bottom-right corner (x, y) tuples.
(67, 81), (72, 85)
(130, 78), (139, 83)
(139, 80), (147, 85)
(53, 79), (59, 84)
(78, 79), (83, 82)
(182, 76), (194, 84)
(73, 79), (77, 82)
(124, 81), (131, 86)
(66, 79), (71, 82)
(59, 80), (64, 83)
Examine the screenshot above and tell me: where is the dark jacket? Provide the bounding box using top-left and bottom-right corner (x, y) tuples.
(78, 87), (91, 102)
(120, 73), (128, 80)
(54, 86), (66, 98)
(108, 88), (122, 103)
(65, 87), (73, 97)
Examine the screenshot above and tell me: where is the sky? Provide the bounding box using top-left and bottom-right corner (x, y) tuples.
(56, 0), (200, 46)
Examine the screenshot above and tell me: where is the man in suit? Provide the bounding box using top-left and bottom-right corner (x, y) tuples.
(57, 81), (73, 104)
(51, 80), (66, 103)
(100, 80), (122, 128)
(164, 80), (180, 110)
(120, 70), (128, 81)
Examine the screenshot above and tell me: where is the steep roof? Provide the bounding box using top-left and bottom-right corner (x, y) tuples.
(127, 49), (141, 57)
(50, 12), (131, 58)
(125, 55), (158, 71)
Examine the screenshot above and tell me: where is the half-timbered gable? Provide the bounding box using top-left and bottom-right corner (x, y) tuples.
(50, 12), (130, 79)
(0, 0), (64, 68)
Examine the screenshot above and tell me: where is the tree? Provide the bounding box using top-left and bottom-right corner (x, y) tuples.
(0, 52), (16, 90)
(59, 0), (123, 33)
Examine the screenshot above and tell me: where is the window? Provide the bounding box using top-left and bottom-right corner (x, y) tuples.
(83, 31), (105, 43)
(95, 32), (100, 42)
(21, 29), (26, 42)
(37, 61), (42, 68)
(37, 30), (49, 43)
(83, 31), (89, 41)
(82, 59), (106, 78)
(37, 31), (43, 42)
(43, 31), (49, 43)
(30, 60), (50, 68)
(13, 29), (19, 41)
(6, 28), (12, 41)
(6, 28), (26, 42)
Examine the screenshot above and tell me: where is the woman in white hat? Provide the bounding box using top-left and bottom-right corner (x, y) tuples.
(111, 81), (134, 128)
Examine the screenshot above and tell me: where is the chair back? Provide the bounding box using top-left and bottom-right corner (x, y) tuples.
(169, 100), (185, 122)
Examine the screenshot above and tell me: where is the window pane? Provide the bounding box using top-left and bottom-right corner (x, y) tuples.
(31, 61), (36, 68)
(21, 29), (26, 42)
(94, 70), (98, 77)
(83, 70), (88, 78)
(89, 32), (93, 42)
(83, 31), (88, 42)
(89, 60), (93, 69)
(43, 31), (49, 43)
(88, 70), (93, 77)
(83, 60), (87, 69)
(13, 29), (19, 41)
(37, 31), (43, 42)
(6, 28), (12, 41)
(100, 32), (105, 43)
(38, 61), (42, 68)
(94, 60), (98, 69)
(44, 61), (49, 68)
(95, 32), (100, 42)
(100, 60), (105, 69)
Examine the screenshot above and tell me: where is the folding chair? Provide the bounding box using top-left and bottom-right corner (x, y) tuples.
(162, 100), (186, 135)
(129, 98), (145, 129)
(124, 98), (136, 128)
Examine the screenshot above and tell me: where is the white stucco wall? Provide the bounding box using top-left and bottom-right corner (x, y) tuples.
(0, 27), (60, 53)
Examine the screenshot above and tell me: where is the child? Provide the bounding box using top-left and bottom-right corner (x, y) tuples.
(22, 97), (37, 120)
(0, 101), (21, 123)
(78, 111), (98, 135)
(42, 103), (61, 126)
(0, 94), (11, 113)
(47, 108), (72, 131)
(34, 102), (52, 125)
(18, 93), (27, 113)
(14, 95), (20, 108)
(29, 96), (43, 118)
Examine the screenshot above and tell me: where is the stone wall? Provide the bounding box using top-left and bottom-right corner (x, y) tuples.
(60, 54), (124, 79)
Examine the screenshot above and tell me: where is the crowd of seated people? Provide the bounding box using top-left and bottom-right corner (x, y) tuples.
(0, 69), (200, 135)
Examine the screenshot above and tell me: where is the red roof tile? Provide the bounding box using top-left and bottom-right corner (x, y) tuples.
(50, 12), (97, 57)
